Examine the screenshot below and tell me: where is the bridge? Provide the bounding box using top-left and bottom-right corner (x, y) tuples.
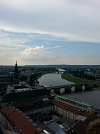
(45, 82), (100, 94)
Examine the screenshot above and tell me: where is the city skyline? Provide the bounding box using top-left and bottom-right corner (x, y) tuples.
(0, 0), (100, 65)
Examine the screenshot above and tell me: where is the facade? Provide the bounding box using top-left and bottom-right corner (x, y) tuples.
(22, 98), (54, 120)
(1, 85), (48, 108)
(0, 93), (98, 134)
(53, 99), (90, 121)
(0, 82), (53, 121)
(0, 74), (13, 83)
(66, 114), (99, 134)
(0, 106), (99, 134)
(0, 106), (44, 134)
(0, 73), (13, 94)
(53, 96), (99, 134)
(0, 61), (19, 95)
(53, 95), (93, 121)
(1, 92), (92, 121)
(20, 94), (92, 121)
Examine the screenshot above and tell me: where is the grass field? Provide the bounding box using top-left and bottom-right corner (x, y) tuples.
(61, 72), (94, 84)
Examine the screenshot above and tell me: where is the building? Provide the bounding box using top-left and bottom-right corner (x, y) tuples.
(20, 69), (32, 77)
(0, 62), (19, 95)
(1, 92), (99, 134)
(30, 73), (35, 86)
(1, 84), (48, 108)
(0, 73), (13, 95)
(14, 61), (19, 84)
(66, 114), (99, 134)
(0, 106), (98, 134)
(55, 95), (93, 113)
(22, 98), (53, 120)
(84, 71), (94, 76)
(0, 80), (53, 121)
(0, 106), (44, 134)
(53, 99), (90, 121)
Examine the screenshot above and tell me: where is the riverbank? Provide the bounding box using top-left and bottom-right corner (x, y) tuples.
(93, 87), (100, 90)
(61, 72), (94, 84)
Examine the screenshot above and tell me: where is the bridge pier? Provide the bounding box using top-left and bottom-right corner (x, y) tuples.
(54, 88), (60, 95)
(85, 84), (94, 90)
(65, 85), (72, 93)
(74, 84), (84, 92)
(93, 83), (100, 88)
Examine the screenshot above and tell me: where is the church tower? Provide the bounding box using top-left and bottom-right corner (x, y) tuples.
(14, 61), (19, 84)
(30, 73), (35, 86)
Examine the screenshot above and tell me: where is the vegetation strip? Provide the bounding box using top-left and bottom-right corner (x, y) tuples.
(61, 72), (94, 84)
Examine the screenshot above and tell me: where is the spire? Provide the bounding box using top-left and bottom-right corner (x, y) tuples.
(15, 61), (17, 66)
(14, 61), (19, 84)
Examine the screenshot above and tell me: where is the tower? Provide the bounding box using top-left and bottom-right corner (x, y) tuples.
(30, 73), (35, 86)
(14, 61), (19, 84)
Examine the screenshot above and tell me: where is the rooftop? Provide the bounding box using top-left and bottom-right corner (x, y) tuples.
(1, 85), (47, 103)
(1, 106), (43, 134)
(54, 100), (90, 117)
(55, 95), (93, 110)
(67, 114), (99, 134)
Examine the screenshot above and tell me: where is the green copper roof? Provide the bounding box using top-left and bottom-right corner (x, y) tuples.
(55, 95), (93, 110)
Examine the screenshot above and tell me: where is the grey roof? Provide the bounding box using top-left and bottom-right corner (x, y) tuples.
(47, 122), (59, 132)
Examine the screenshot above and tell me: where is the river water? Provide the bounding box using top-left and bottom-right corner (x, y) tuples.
(62, 90), (100, 108)
(38, 73), (73, 87)
(38, 73), (100, 108)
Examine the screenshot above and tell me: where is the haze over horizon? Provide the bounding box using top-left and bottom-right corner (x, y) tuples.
(0, 0), (100, 65)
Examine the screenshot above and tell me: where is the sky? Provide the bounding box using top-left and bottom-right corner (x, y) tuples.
(0, 0), (100, 65)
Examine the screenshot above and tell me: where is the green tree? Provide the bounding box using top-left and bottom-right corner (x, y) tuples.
(20, 76), (27, 82)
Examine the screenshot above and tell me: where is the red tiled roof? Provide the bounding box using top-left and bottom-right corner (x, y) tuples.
(3, 130), (8, 134)
(1, 106), (42, 134)
(1, 106), (15, 116)
(53, 100), (90, 117)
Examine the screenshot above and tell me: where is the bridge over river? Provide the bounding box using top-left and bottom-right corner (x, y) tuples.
(45, 82), (100, 94)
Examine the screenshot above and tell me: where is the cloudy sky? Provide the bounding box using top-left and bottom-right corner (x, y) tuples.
(0, 0), (100, 65)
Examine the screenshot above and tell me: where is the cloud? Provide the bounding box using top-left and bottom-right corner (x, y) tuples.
(21, 45), (44, 55)
(18, 45), (57, 65)
(0, 0), (100, 42)
(0, 18), (100, 65)
(53, 46), (61, 48)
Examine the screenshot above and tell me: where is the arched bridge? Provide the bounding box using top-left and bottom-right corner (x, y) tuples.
(45, 82), (100, 94)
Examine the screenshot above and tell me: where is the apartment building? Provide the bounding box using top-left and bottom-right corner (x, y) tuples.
(0, 106), (44, 134)
(53, 95), (92, 121)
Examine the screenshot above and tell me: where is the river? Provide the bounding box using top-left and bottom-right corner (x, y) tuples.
(62, 90), (100, 108)
(38, 73), (100, 108)
(38, 73), (73, 87)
